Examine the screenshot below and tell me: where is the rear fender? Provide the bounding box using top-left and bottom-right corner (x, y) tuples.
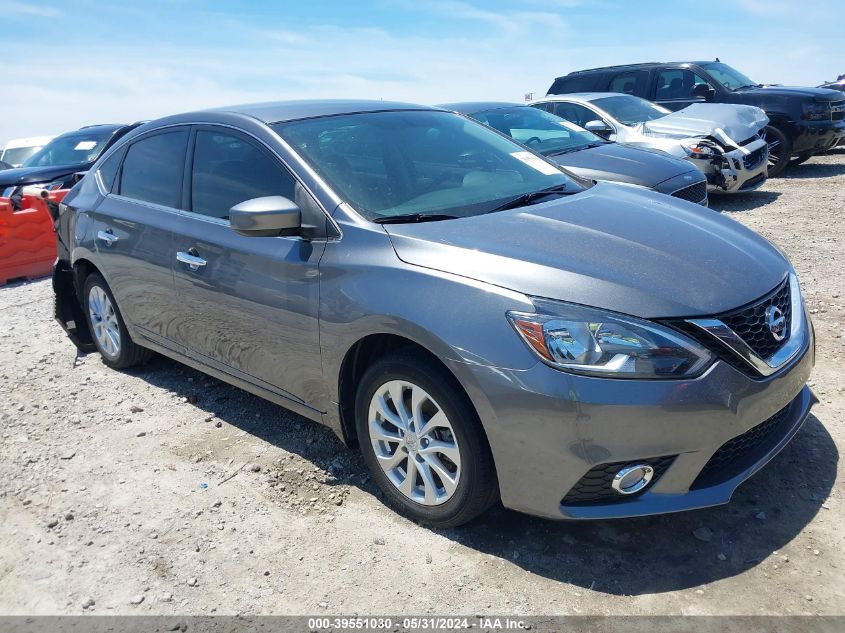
(52, 260), (95, 353)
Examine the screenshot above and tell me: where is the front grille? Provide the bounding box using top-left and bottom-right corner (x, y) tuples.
(691, 404), (794, 489)
(743, 146), (766, 169)
(561, 456), (675, 506)
(671, 181), (707, 205)
(832, 103), (844, 121)
(718, 277), (791, 359)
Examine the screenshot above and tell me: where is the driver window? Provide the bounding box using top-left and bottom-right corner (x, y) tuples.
(656, 69), (712, 100)
(190, 131), (295, 219)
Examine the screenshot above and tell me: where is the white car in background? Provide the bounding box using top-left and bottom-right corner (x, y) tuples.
(1, 136), (54, 168)
(531, 93), (769, 194)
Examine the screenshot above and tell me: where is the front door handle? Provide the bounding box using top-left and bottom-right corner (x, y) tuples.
(96, 229), (118, 245)
(177, 250), (207, 271)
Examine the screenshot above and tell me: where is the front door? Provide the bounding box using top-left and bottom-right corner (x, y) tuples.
(169, 127), (326, 408)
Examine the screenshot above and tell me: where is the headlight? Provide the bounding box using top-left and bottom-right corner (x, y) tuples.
(507, 299), (713, 379)
(802, 102), (829, 121)
(681, 140), (718, 159)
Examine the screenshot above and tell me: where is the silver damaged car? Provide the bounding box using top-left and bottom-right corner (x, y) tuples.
(532, 93), (770, 194)
(53, 100), (815, 527)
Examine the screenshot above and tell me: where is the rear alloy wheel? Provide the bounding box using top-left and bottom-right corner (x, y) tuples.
(763, 125), (792, 177)
(355, 352), (498, 527)
(83, 273), (152, 369)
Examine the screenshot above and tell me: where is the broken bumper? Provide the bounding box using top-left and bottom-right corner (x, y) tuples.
(692, 138), (769, 194)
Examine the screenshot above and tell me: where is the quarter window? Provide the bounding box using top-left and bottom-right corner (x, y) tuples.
(190, 131), (295, 219)
(119, 131), (188, 208)
(97, 148), (124, 193)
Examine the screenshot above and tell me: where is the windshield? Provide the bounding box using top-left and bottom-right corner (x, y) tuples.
(700, 62), (759, 91)
(469, 106), (605, 156)
(592, 95), (670, 126)
(2, 145), (44, 167)
(273, 110), (584, 222)
(23, 129), (113, 168)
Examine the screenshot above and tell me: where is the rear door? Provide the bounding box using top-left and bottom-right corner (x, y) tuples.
(168, 126), (326, 408)
(87, 128), (188, 349)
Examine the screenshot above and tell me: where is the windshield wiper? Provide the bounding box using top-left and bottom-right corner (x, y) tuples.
(373, 213), (459, 224)
(486, 183), (571, 214)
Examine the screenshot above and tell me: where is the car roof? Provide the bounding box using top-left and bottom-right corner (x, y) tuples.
(211, 99), (437, 124)
(437, 101), (523, 115)
(534, 92), (628, 103)
(558, 61), (712, 79)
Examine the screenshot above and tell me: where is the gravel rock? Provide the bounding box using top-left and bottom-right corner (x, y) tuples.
(692, 527), (713, 543)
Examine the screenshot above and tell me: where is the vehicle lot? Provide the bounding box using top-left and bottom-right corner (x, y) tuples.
(0, 150), (843, 616)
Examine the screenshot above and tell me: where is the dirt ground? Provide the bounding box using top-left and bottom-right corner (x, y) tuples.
(1, 150), (843, 618)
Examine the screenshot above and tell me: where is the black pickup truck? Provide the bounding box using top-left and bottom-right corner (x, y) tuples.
(547, 61), (845, 176)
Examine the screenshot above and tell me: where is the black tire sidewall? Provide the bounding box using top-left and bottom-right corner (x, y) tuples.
(355, 354), (496, 527)
(765, 125), (792, 177)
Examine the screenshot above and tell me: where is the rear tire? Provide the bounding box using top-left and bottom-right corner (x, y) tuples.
(355, 351), (499, 528)
(83, 273), (152, 369)
(764, 125), (792, 177)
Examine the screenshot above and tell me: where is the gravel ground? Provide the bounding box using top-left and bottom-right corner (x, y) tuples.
(1, 150), (843, 617)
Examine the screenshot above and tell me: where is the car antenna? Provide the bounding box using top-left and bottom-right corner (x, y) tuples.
(715, 57), (720, 62)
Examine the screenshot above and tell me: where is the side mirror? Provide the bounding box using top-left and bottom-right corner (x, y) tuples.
(691, 83), (716, 101)
(585, 120), (612, 138)
(229, 196), (301, 237)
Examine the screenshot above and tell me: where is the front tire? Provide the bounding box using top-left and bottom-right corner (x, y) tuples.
(764, 125), (792, 177)
(355, 351), (498, 528)
(83, 273), (152, 369)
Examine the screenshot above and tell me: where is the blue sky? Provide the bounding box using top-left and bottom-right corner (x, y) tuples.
(2, 0), (843, 143)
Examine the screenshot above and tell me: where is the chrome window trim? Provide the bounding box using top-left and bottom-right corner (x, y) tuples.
(95, 120), (343, 241)
(686, 273), (807, 377)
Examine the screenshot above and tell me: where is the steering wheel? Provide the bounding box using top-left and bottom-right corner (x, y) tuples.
(524, 136), (543, 146)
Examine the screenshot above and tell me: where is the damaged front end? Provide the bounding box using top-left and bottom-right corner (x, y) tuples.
(641, 104), (770, 193)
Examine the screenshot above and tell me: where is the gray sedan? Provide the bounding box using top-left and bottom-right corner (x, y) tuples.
(441, 102), (707, 205)
(53, 100), (815, 527)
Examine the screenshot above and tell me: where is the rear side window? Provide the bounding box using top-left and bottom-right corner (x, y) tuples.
(97, 148), (124, 192)
(190, 130), (295, 220)
(608, 71), (649, 96)
(119, 131), (188, 208)
(548, 74), (599, 95)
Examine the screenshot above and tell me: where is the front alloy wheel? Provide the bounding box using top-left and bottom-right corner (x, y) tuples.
(355, 352), (498, 527)
(368, 380), (461, 506)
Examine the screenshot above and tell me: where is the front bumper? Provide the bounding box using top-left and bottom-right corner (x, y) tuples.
(792, 118), (845, 155)
(458, 322), (815, 521)
(691, 138), (769, 194)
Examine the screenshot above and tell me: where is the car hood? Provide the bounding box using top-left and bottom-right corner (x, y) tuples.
(383, 182), (787, 319)
(0, 164), (83, 188)
(549, 142), (696, 188)
(641, 103), (768, 145)
(742, 85), (845, 102)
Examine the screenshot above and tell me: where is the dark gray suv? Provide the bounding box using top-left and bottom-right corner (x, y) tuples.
(53, 100), (816, 527)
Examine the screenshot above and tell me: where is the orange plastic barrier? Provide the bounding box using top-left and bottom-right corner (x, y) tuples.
(0, 189), (67, 286)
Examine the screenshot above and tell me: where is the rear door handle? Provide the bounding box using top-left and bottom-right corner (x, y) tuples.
(96, 229), (118, 245)
(177, 250), (207, 271)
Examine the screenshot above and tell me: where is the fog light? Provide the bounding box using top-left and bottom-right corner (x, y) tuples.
(611, 463), (655, 495)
